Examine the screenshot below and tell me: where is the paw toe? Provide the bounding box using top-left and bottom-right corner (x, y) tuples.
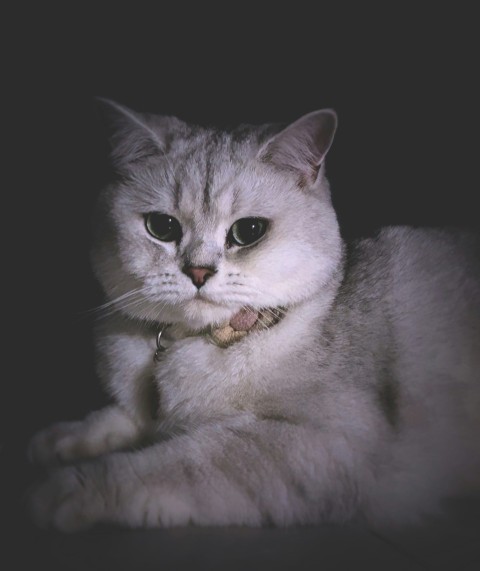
(27, 466), (96, 532)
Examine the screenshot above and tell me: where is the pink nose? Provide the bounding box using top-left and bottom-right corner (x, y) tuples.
(183, 266), (216, 289)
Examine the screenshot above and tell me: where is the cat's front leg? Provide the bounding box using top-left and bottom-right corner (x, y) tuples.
(28, 429), (258, 531)
(28, 419), (360, 531)
(28, 405), (146, 466)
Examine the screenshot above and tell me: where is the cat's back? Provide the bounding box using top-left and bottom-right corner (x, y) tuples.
(347, 225), (480, 394)
(345, 225), (480, 319)
(380, 225), (480, 327)
(339, 225), (480, 386)
(336, 227), (480, 481)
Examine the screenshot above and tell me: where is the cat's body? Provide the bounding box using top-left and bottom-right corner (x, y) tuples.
(28, 102), (480, 531)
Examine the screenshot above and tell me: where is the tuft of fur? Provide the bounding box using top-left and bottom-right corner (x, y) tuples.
(27, 101), (480, 532)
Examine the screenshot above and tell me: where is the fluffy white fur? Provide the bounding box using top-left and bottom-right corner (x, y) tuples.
(27, 101), (480, 532)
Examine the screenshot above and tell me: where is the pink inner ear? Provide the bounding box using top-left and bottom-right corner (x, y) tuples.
(260, 110), (337, 185)
(230, 308), (258, 331)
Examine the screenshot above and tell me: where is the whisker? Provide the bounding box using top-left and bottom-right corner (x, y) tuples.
(94, 295), (149, 320)
(262, 306), (287, 318)
(81, 288), (144, 316)
(256, 312), (273, 331)
(256, 307), (287, 331)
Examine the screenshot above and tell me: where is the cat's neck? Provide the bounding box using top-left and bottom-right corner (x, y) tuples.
(154, 305), (286, 352)
(154, 253), (345, 352)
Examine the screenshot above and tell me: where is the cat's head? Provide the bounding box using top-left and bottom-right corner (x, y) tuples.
(91, 100), (342, 330)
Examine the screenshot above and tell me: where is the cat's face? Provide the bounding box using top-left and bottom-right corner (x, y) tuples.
(92, 103), (342, 330)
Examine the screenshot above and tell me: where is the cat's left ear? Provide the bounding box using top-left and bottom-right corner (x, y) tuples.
(258, 109), (337, 187)
(94, 97), (171, 169)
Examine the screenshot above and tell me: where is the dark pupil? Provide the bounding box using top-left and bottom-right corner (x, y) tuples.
(230, 218), (266, 246)
(146, 213), (181, 242)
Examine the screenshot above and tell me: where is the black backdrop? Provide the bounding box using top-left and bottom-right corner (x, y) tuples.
(3, 4), (479, 568)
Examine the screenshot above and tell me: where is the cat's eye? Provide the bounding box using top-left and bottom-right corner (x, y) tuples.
(145, 213), (182, 242)
(227, 217), (268, 247)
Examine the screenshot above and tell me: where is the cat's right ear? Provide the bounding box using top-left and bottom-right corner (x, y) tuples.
(94, 97), (167, 168)
(258, 109), (337, 188)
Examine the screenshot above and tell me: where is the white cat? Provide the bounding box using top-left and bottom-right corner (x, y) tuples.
(27, 100), (480, 532)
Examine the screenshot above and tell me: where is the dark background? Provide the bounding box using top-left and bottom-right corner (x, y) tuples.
(3, 4), (479, 569)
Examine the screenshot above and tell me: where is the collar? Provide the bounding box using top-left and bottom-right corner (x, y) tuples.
(154, 306), (286, 361)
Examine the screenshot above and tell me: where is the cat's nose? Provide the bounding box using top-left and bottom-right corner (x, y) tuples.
(183, 265), (217, 289)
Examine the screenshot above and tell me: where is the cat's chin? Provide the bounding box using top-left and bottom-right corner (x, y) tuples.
(180, 298), (242, 330)
(135, 298), (244, 331)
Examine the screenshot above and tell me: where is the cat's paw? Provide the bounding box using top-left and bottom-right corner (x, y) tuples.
(27, 464), (104, 532)
(27, 409), (140, 467)
(27, 421), (88, 466)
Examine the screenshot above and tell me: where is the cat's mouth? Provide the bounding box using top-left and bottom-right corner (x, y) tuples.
(193, 291), (220, 306)
(192, 290), (244, 310)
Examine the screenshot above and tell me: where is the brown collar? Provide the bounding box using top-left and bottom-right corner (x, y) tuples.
(154, 307), (286, 360)
(209, 306), (285, 348)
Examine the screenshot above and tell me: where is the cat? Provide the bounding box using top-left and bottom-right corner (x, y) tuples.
(27, 99), (480, 532)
